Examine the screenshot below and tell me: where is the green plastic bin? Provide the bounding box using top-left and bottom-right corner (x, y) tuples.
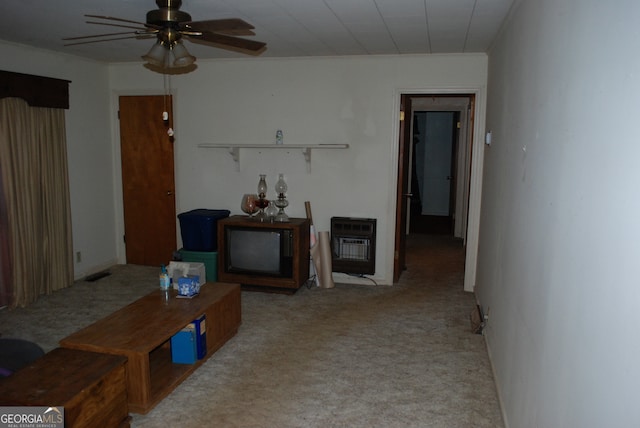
(178, 249), (218, 283)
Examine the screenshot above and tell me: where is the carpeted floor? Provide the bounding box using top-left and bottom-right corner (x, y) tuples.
(0, 234), (503, 427)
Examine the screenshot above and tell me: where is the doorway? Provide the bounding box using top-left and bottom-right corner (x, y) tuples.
(394, 94), (475, 283)
(118, 95), (177, 266)
(409, 111), (459, 235)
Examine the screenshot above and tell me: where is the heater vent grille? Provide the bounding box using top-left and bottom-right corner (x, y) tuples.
(331, 217), (376, 275)
(336, 237), (370, 261)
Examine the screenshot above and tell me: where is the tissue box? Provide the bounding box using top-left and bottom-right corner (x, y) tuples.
(168, 261), (205, 288)
(177, 276), (200, 297)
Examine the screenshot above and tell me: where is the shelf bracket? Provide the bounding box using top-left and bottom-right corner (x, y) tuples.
(228, 147), (240, 171)
(302, 148), (312, 173)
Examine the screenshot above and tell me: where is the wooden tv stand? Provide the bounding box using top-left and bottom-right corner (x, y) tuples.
(60, 282), (241, 414)
(217, 216), (310, 293)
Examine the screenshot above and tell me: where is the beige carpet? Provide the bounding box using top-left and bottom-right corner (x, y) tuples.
(0, 235), (503, 427)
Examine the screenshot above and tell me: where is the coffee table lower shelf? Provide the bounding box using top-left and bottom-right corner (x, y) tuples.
(60, 282), (241, 414)
(144, 327), (238, 413)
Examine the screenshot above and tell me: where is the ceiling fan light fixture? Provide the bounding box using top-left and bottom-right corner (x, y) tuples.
(142, 41), (167, 66)
(172, 41), (196, 67)
(67, 2), (265, 74)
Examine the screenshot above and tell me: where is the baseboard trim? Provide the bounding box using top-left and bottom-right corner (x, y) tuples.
(482, 326), (510, 428)
(73, 259), (118, 281)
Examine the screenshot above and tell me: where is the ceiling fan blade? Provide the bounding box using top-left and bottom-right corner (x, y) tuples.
(183, 18), (256, 36)
(64, 34), (156, 47)
(85, 20), (151, 31)
(85, 14), (151, 28)
(63, 30), (155, 41)
(188, 32), (266, 56)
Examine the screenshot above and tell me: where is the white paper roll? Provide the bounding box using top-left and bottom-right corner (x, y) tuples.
(318, 231), (335, 288)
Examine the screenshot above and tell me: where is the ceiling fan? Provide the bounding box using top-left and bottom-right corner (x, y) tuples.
(63, 0), (267, 71)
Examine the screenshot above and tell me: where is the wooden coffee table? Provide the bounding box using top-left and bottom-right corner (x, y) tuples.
(60, 282), (241, 414)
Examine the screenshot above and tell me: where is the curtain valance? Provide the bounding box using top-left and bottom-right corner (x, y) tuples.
(0, 70), (70, 109)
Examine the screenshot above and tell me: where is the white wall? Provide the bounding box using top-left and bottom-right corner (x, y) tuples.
(0, 41), (486, 285)
(477, 0), (640, 426)
(109, 54), (487, 285)
(0, 41), (116, 280)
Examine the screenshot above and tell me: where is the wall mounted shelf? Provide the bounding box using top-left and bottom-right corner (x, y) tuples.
(197, 143), (349, 172)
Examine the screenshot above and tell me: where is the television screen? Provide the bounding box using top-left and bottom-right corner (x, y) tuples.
(228, 229), (281, 275)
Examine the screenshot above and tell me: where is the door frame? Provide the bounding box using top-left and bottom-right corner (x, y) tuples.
(392, 87), (486, 292)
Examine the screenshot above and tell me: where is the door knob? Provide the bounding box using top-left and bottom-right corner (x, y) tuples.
(167, 191), (173, 196)
(403, 193), (413, 198)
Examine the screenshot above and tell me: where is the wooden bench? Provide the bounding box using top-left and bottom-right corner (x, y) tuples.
(0, 347), (129, 428)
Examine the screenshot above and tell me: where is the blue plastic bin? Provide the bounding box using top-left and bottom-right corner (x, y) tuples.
(177, 209), (230, 252)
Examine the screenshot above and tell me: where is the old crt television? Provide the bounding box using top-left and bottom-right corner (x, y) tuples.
(226, 227), (293, 277)
(217, 216), (310, 291)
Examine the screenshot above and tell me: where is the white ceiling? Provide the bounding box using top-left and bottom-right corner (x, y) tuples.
(0, 0), (515, 63)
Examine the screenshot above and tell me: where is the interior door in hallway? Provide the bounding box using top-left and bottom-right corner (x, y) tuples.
(119, 95), (176, 266)
(421, 111), (456, 216)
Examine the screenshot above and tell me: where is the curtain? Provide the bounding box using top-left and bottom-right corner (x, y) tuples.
(0, 170), (10, 308)
(0, 97), (73, 307)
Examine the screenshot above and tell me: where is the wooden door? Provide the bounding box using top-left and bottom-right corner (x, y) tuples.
(393, 95), (412, 283)
(119, 95), (176, 266)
